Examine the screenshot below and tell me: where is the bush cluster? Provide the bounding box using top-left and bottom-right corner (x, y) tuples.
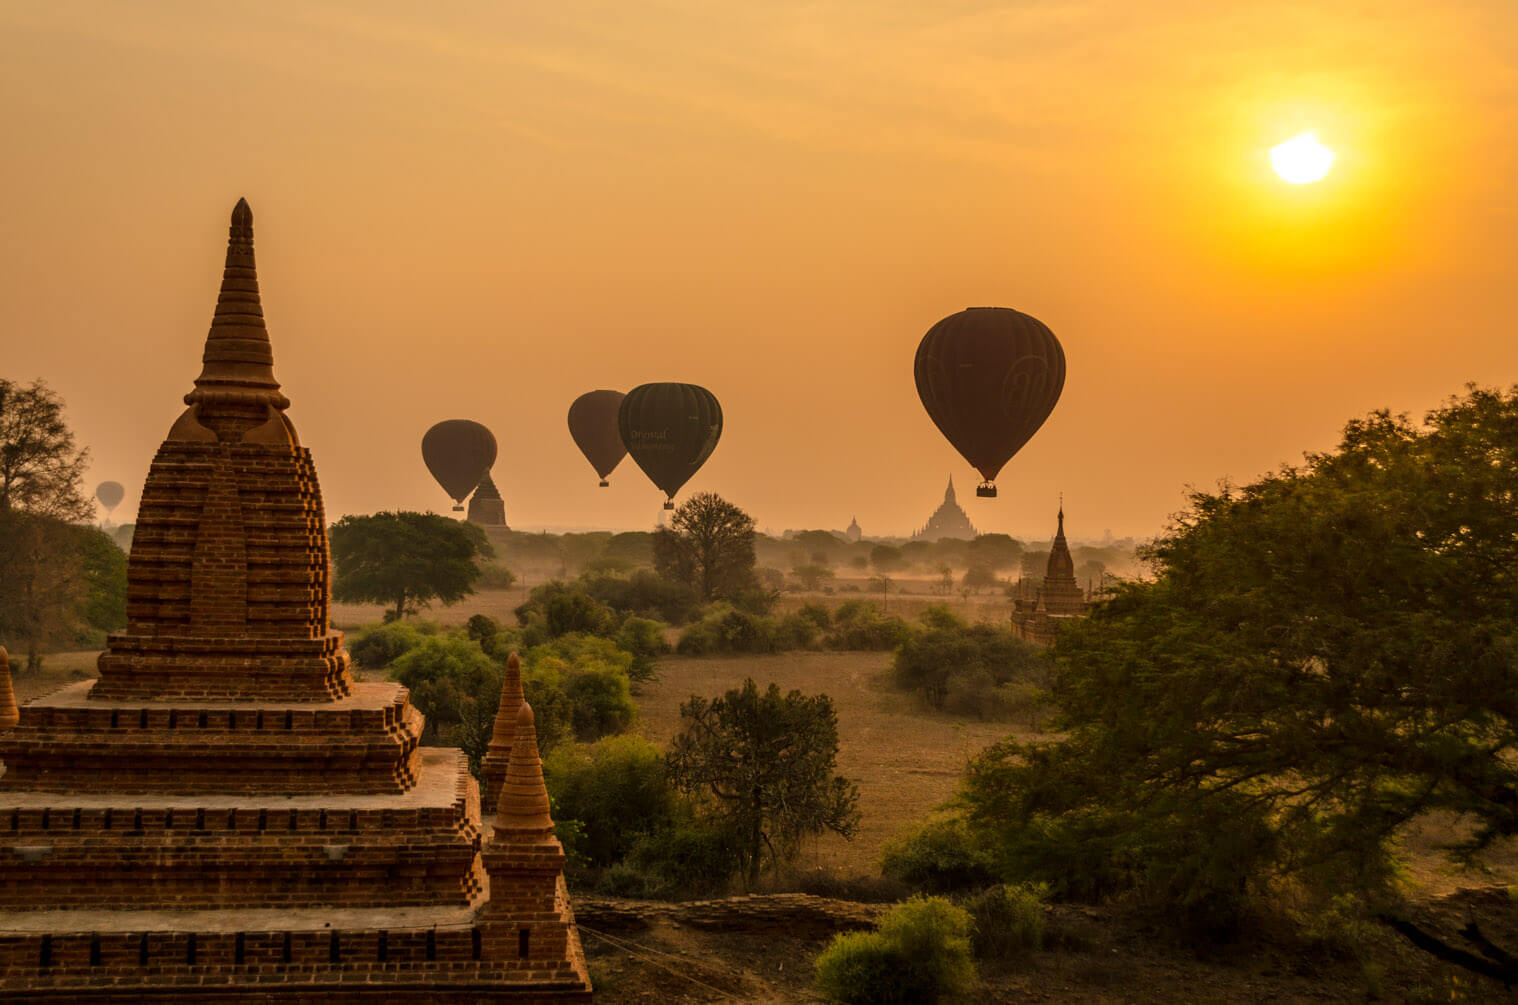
(891, 607), (1052, 719)
(675, 600), (912, 655)
(813, 896), (976, 1004)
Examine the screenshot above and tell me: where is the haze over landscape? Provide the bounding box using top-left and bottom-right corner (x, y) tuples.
(3, 1), (1514, 537)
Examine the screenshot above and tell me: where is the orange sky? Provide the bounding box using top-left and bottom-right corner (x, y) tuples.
(2, 2), (1514, 540)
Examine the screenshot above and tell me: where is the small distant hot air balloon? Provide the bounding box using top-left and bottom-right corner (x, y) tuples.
(422, 420), (497, 512)
(96, 481), (124, 518)
(914, 307), (1065, 498)
(618, 383), (722, 509)
(568, 390), (627, 487)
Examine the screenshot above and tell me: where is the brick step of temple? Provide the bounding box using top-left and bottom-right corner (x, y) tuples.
(0, 750), (484, 910)
(0, 905), (589, 1002)
(92, 630), (353, 702)
(0, 681), (421, 795)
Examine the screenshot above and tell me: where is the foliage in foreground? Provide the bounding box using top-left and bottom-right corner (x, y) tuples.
(960, 385), (1518, 932)
(814, 896), (976, 1004)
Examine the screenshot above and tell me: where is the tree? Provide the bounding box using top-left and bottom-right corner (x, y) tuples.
(790, 562), (835, 592)
(870, 544), (907, 573)
(934, 563), (954, 595)
(961, 386), (1518, 932)
(668, 678), (861, 887)
(0, 380), (93, 669)
(867, 575), (894, 611)
(960, 564), (998, 594)
(967, 533), (1024, 572)
(652, 492), (757, 603)
(329, 511), (492, 621)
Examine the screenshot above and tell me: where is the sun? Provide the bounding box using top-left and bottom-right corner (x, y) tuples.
(1270, 131), (1335, 184)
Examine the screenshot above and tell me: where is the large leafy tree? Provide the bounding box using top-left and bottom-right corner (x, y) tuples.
(0, 379), (94, 669)
(962, 386), (1518, 931)
(329, 511), (492, 622)
(668, 678), (860, 887)
(653, 492), (757, 602)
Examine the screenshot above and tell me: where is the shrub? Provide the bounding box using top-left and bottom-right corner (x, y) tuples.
(881, 815), (999, 894)
(814, 896), (975, 1004)
(543, 736), (676, 867)
(826, 601), (912, 651)
(582, 569), (699, 625)
(524, 636), (637, 744)
(475, 564), (518, 590)
(892, 619), (1051, 712)
(349, 620), (437, 670)
(612, 616), (668, 684)
(624, 817), (746, 897)
(966, 884), (1045, 958)
(676, 604), (785, 655)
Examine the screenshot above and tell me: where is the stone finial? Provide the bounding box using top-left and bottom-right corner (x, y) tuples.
(479, 653), (525, 813)
(492, 701), (555, 839)
(0, 646), (17, 731)
(184, 198), (290, 414)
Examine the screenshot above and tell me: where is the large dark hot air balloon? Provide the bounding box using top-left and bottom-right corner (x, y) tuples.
(618, 383), (722, 509)
(568, 390), (627, 487)
(421, 420), (497, 512)
(914, 307), (1065, 498)
(95, 481), (124, 516)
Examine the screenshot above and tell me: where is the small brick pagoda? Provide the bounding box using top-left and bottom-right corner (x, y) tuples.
(1011, 505), (1090, 646)
(0, 201), (591, 1001)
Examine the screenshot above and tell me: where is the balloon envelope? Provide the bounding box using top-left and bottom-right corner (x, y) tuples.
(914, 307), (1065, 495)
(95, 481), (124, 511)
(567, 390), (627, 485)
(421, 420), (498, 507)
(617, 383), (723, 506)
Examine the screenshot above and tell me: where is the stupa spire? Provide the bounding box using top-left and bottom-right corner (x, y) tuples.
(0, 646), (17, 732)
(480, 652), (524, 811)
(945, 475), (957, 505)
(493, 701), (556, 840)
(185, 198), (289, 413)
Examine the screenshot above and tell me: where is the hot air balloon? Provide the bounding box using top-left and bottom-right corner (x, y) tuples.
(421, 420), (497, 512)
(96, 481), (124, 517)
(618, 383), (722, 509)
(568, 390), (627, 487)
(914, 307), (1065, 498)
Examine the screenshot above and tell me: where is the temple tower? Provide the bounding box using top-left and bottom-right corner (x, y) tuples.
(1011, 504), (1091, 645)
(468, 471), (508, 527)
(0, 201), (590, 1001)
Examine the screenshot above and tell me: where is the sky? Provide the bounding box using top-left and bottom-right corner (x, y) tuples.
(2, 1), (1514, 541)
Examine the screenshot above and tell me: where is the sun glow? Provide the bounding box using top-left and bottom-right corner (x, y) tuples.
(1270, 131), (1336, 184)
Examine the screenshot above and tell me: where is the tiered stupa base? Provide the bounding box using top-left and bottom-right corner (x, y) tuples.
(0, 873), (589, 1002)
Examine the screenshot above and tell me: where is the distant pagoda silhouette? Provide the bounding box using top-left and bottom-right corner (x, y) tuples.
(1011, 504), (1091, 645)
(911, 476), (978, 541)
(0, 200), (590, 1001)
(467, 470), (508, 527)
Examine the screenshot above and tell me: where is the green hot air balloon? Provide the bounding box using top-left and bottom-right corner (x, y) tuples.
(422, 420), (498, 512)
(914, 307), (1066, 498)
(618, 383), (722, 509)
(568, 390), (627, 487)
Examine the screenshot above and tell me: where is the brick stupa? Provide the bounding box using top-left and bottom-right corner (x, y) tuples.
(0, 200), (591, 1001)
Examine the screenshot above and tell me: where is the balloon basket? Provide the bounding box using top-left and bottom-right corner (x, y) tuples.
(976, 482), (997, 498)
(663, 500), (675, 510)
(599, 480), (609, 487)
(451, 505), (465, 512)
